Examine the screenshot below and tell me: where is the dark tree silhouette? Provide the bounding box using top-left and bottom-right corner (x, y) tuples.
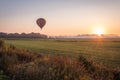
(0, 32), (48, 39)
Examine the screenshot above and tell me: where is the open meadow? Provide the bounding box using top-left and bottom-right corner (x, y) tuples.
(5, 38), (120, 68)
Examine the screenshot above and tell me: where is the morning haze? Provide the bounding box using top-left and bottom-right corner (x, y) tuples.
(0, 0), (120, 36)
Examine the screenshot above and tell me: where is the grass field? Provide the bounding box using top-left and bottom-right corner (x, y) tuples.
(5, 38), (120, 68)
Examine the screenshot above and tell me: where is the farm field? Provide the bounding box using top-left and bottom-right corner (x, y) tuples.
(5, 38), (120, 68)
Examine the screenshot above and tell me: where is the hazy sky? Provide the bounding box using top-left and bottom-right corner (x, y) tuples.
(0, 0), (120, 36)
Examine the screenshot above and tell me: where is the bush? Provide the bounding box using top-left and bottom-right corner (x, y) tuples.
(78, 56), (94, 72)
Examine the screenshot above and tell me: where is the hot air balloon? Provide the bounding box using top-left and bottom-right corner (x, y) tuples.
(36, 18), (46, 29)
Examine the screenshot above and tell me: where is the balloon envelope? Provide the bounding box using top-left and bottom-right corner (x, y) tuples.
(36, 18), (46, 29)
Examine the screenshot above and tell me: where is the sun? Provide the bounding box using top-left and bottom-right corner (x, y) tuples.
(94, 26), (104, 36)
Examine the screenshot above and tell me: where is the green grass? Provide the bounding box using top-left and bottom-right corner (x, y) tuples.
(1, 39), (120, 80)
(5, 38), (120, 68)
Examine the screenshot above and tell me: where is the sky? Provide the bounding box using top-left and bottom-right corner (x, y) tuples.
(0, 0), (120, 36)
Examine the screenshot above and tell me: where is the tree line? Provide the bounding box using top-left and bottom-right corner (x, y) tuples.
(0, 32), (48, 39)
